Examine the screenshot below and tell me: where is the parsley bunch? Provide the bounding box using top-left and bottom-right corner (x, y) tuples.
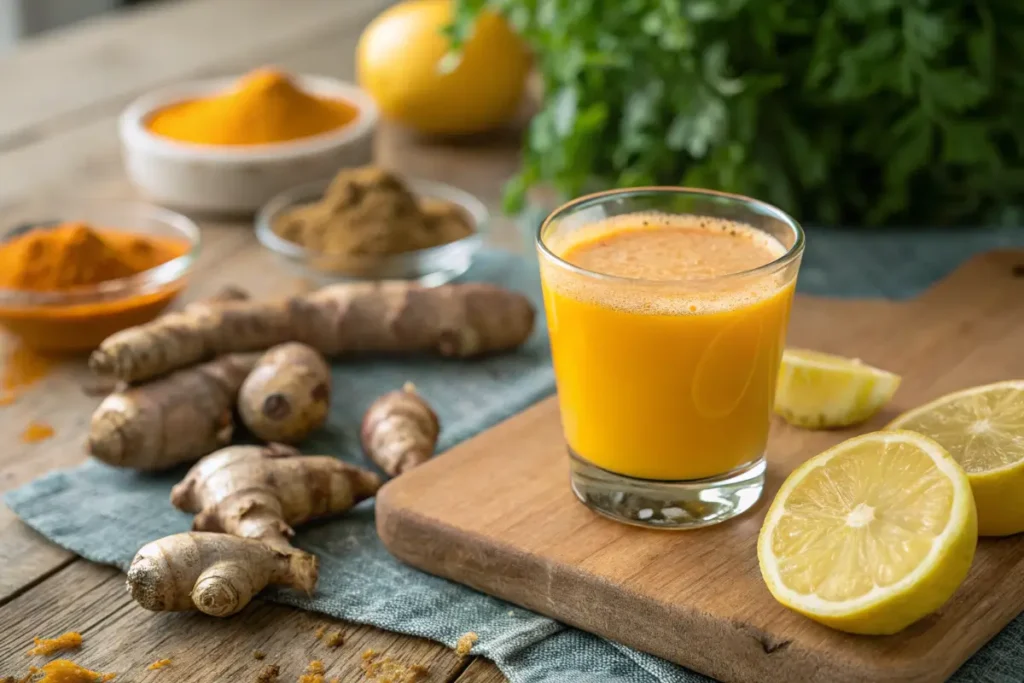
(450, 0), (1024, 226)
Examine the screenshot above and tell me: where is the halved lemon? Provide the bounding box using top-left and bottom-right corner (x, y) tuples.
(774, 349), (901, 429)
(758, 430), (976, 634)
(888, 380), (1024, 536)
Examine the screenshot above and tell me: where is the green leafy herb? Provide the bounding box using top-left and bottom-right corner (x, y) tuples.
(451, 0), (1024, 226)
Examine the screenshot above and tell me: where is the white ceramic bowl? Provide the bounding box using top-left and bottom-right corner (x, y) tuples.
(119, 75), (379, 215)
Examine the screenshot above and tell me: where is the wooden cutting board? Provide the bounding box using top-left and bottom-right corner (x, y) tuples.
(377, 250), (1024, 683)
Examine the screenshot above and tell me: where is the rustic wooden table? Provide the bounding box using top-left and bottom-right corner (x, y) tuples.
(0, 1), (522, 680)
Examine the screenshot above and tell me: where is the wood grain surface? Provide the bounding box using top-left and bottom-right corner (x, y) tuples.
(378, 251), (1024, 683)
(0, 0), (515, 679)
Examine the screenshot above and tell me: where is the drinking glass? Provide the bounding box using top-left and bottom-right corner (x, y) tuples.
(537, 188), (804, 529)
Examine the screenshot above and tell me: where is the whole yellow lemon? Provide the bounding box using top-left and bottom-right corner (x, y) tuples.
(357, 0), (530, 135)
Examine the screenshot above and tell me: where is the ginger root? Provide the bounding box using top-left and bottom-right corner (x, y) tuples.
(90, 282), (535, 383)
(170, 445), (381, 551)
(239, 343), (331, 444)
(361, 383), (440, 476)
(88, 353), (258, 471)
(127, 532), (317, 617)
(27, 632), (82, 656)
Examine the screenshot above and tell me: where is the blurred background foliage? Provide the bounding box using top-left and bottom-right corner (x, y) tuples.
(451, 0), (1024, 227)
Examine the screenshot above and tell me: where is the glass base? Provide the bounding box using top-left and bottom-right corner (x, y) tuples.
(569, 449), (765, 530)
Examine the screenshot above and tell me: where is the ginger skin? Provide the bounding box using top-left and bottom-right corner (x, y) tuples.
(89, 282), (535, 384)
(361, 383), (440, 476)
(88, 353), (258, 471)
(127, 532), (317, 617)
(170, 445), (381, 551)
(239, 343), (331, 444)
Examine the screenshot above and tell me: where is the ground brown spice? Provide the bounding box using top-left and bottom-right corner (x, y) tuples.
(272, 167), (473, 257)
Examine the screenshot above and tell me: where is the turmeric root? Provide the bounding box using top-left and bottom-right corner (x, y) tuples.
(88, 353), (258, 471)
(170, 445), (381, 551)
(27, 632), (82, 655)
(239, 343), (331, 444)
(126, 532), (317, 617)
(89, 282), (535, 383)
(361, 383), (440, 476)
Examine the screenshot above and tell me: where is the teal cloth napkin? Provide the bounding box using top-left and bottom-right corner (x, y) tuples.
(7, 226), (1024, 683)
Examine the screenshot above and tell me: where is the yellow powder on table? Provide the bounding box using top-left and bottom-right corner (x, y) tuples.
(454, 632), (478, 657)
(1, 343), (53, 406)
(27, 632), (83, 656)
(297, 659), (326, 683)
(21, 421), (55, 444)
(33, 660), (115, 682)
(360, 650), (428, 682)
(255, 664), (279, 682)
(147, 68), (359, 146)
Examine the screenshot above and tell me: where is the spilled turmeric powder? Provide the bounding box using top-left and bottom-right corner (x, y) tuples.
(360, 650), (427, 682)
(323, 630), (344, 649)
(147, 68), (359, 146)
(33, 660), (114, 682)
(255, 664), (279, 683)
(21, 421), (54, 444)
(454, 632), (478, 657)
(27, 631), (82, 655)
(0, 342), (53, 405)
(297, 660), (326, 683)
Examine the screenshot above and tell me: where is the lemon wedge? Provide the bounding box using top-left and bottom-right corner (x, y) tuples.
(888, 380), (1024, 536)
(758, 430), (977, 634)
(774, 349), (901, 429)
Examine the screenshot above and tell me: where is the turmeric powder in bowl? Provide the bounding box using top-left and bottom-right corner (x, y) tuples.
(147, 68), (360, 146)
(0, 206), (198, 353)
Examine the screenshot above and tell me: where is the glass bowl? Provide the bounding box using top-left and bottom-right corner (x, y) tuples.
(0, 201), (200, 353)
(255, 177), (488, 287)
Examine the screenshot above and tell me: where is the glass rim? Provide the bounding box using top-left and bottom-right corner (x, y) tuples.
(536, 186), (805, 286)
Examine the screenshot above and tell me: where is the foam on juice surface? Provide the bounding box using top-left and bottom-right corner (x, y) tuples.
(543, 213), (794, 315)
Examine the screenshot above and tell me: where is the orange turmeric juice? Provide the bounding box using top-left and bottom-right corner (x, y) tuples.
(540, 212), (799, 481)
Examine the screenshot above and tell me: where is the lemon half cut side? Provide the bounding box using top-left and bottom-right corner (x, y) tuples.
(758, 430), (977, 634)
(889, 380), (1024, 536)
